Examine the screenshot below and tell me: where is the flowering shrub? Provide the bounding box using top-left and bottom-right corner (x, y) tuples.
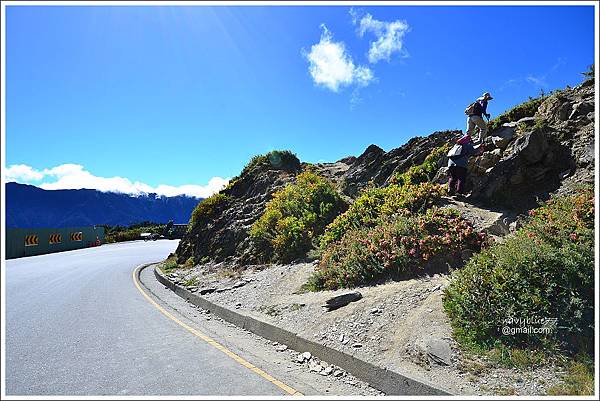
(443, 187), (594, 353)
(249, 171), (346, 263)
(319, 182), (446, 248)
(307, 208), (485, 290)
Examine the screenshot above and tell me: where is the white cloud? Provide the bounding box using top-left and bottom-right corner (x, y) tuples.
(5, 164), (45, 182)
(4, 163), (227, 198)
(525, 75), (549, 88)
(305, 24), (374, 92)
(352, 10), (410, 64)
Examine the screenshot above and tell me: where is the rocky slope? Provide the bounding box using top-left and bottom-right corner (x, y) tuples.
(176, 78), (595, 266)
(466, 78), (595, 209)
(176, 155), (302, 264)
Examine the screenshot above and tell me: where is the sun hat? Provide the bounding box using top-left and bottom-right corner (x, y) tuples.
(482, 92), (493, 100)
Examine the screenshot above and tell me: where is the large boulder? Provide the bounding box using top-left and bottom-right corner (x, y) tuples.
(477, 148), (502, 171)
(469, 128), (576, 210)
(537, 95), (572, 121)
(569, 101), (594, 120)
(512, 129), (549, 164)
(490, 122), (516, 149)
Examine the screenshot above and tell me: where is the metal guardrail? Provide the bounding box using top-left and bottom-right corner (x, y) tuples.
(6, 226), (105, 259)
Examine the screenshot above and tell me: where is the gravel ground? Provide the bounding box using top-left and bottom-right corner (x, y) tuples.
(166, 262), (564, 396)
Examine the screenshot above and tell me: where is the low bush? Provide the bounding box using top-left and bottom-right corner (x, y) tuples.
(188, 193), (231, 232)
(239, 150), (301, 176)
(319, 182), (446, 248)
(160, 256), (179, 274)
(443, 188), (594, 354)
(547, 355), (595, 395)
(104, 222), (165, 243)
(389, 143), (449, 186)
(488, 95), (545, 132)
(308, 208), (486, 290)
(249, 170), (347, 263)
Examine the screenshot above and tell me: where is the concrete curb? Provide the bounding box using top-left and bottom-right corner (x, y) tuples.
(149, 264), (452, 396)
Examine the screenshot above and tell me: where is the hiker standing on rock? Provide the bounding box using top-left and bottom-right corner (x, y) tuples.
(465, 92), (493, 143)
(446, 134), (485, 197)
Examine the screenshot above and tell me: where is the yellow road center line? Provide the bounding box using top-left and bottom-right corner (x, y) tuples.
(132, 265), (302, 396)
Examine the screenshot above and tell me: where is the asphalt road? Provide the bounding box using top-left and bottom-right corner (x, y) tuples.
(4, 241), (287, 395)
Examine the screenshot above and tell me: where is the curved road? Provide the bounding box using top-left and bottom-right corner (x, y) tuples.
(4, 241), (287, 395)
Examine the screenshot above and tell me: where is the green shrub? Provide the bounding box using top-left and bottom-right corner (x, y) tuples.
(488, 96), (545, 132)
(188, 193), (231, 232)
(105, 228), (144, 243)
(547, 355), (595, 395)
(104, 222), (166, 243)
(443, 188), (594, 353)
(319, 182), (446, 248)
(389, 144), (449, 186)
(308, 208), (485, 290)
(160, 256), (179, 274)
(249, 170), (346, 263)
(239, 150), (301, 177)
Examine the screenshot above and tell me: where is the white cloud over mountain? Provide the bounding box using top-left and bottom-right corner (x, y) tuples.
(4, 163), (227, 198)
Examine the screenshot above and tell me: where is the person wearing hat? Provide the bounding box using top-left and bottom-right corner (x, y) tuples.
(466, 92), (494, 143)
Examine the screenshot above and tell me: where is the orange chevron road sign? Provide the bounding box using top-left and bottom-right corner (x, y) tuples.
(24, 235), (39, 246)
(70, 232), (83, 241)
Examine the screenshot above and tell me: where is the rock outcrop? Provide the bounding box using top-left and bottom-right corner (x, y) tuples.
(337, 130), (459, 198)
(175, 157), (301, 265)
(467, 78), (595, 210)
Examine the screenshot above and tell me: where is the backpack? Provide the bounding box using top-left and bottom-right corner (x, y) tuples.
(447, 144), (463, 159)
(464, 100), (483, 116)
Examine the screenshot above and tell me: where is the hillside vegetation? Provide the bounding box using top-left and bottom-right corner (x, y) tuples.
(172, 73), (595, 395)
(443, 187), (594, 354)
(249, 170), (347, 263)
(103, 222), (166, 243)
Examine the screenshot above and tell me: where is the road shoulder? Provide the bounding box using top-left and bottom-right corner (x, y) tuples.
(138, 264), (383, 396)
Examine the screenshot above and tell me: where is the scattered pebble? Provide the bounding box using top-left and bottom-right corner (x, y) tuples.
(309, 362), (322, 373)
(321, 366), (334, 375)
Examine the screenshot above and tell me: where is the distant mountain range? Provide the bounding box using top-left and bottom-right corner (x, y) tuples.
(5, 182), (202, 228)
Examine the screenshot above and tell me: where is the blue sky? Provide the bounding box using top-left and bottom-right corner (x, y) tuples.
(4, 4), (596, 197)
